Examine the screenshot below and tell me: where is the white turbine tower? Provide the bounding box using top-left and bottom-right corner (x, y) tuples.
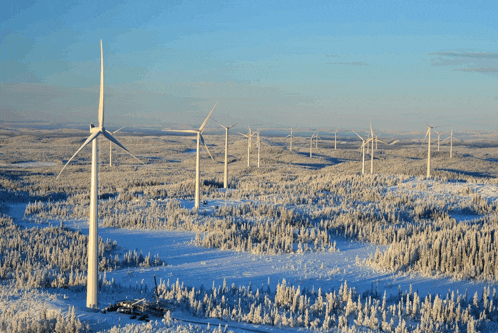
(334, 128), (339, 150)
(109, 126), (125, 166)
(450, 129), (453, 158)
(164, 103), (217, 209)
(369, 124), (375, 174)
(434, 130), (442, 152)
(309, 132), (317, 158)
(56, 40), (142, 310)
(215, 121), (236, 189)
(441, 129), (457, 158)
(352, 130), (368, 174)
(255, 129), (270, 168)
(422, 121), (440, 177)
(286, 128), (295, 151)
(239, 127), (255, 167)
(366, 123), (388, 174)
(257, 130), (261, 167)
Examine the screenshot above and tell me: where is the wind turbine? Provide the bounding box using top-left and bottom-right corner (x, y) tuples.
(109, 126), (125, 166)
(255, 129), (271, 168)
(334, 128), (339, 150)
(309, 132), (317, 158)
(215, 121), (236, 188)
(369, 124), (375, 174)
(164, 103), (217, 209)
(257, 130), (261, 167)
(56, 40), (142, 310)
(449, 130), (453, 158)
(422, 121), (441, 177)
(239, 127), (255, 167)
(352, 130), (368, 174)
(441, 129), (457, 158)
(286, 128), (295, 151)
(366, 123), (389, 174)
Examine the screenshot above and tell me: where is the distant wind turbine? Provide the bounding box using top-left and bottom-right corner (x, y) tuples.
(450, 130), (453, 158)
(309, 132), (317, 158)
(109, 126), (125, 166)
(366, 123), (388, 174)
(56, 40), (143, 310)
(353, 130), (367, 174)
(215, 121), (236, 188)
(441, 129), (458, 158)
(434, 130), (442, 152)
(257, 130), (261, 167)
(255, 129), (270, 168)
(369, 124), (375, 174)
(164, 102), (218, 208)
(334, 128), (339, 150)
(239, 127), (255, 167)
(286, 128), (295, 151)
(422, 121), (441, 177)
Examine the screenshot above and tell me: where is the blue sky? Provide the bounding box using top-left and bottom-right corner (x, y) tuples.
(1, 0), (497, 131)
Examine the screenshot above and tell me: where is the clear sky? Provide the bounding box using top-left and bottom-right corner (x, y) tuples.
(1, 0), (497, 132)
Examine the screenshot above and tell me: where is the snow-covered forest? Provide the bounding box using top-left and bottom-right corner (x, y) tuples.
(2, 126), (498, 332)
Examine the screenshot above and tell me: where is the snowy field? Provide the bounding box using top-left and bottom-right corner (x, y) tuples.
(2, 128), (498, 332)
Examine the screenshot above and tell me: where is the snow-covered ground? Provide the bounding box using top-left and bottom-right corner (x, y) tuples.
(8, 192), (498, 332)
(0, 161), (58, 168)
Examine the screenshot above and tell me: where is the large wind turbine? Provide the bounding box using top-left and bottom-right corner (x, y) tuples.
(109, 126), (125, 166)
(164, 103), (217, 208)
(56, 40), (142, 309)
(215, 121), (236, 188)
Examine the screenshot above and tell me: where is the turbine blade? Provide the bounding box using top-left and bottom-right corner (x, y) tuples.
(102, 130), (144, 165)
(162, 129), (199, 134)
(352, 130), (364, 141)
(370, 122), (373, 137)
(228, 123), (237, 129)
(200, 134), (215, 162)
(212, 119), (227, 129)
(56, 131), (101, 179)
(199, 101), (218, 132)
(237, 132), (249, 138)
(98, 40), (104, 128)
(359, 139), (370, 149)
(112, 126), (126, 134)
